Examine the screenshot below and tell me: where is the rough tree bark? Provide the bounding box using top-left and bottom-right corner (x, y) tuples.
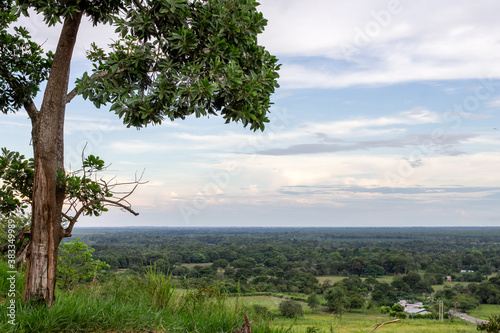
(23, 12), (83, 306)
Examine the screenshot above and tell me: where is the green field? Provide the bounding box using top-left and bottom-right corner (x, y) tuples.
(266, 275), (499, 332)
(471, 304), (500, 320)
(432, 274), (497, 291)
(432, 280), (470, 292)
(271, 314), (478, 333)
(317, 275), (397, 285)
(317, 276), (348, 284)
(234, 295), (481, 333)
(318, 274), (497, 296)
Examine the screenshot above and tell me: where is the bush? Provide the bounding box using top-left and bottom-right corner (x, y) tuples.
(380, 306), (391, 314)
(279, 299), (303, 318)
(391, 303), (404, 313)
(307, 293), (320, 310)
(57, 238), (110, 289)
(477, 314), (500, 332)
(396, 312), (407, 319)
(252, 304), (272, 319)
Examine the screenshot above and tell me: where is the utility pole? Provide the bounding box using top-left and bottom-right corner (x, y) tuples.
(439, 300), (443, 321)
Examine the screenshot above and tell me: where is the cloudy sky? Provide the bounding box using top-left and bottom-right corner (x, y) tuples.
(3, 0), (500, 227)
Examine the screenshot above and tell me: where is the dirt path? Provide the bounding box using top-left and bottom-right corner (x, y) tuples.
(449, 310), (489, 325)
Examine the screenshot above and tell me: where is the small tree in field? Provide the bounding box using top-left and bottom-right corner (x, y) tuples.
(57, 238), (109, 290)
(307, 292), (320, 311)
(279, 299), (303, 318)
(0, 0), (279, 306)
(324, 286), (350, 320)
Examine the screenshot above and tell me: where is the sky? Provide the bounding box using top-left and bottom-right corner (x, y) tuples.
(2, 0), (500, 228)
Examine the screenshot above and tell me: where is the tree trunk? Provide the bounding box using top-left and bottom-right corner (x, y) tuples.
(23, 12), (82, 307)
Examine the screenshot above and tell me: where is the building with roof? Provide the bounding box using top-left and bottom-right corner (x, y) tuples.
(398, 300), (429, 315)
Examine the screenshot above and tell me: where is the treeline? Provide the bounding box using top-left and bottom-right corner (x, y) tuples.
(74, 227), (500, 274)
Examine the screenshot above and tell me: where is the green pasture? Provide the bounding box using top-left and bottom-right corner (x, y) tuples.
(268, 311), (477, 333)
(471, 304), (500, 320)
(316, 275), (395, 285)
(432, 280), (471, 292)
(234, 294), (481, 333)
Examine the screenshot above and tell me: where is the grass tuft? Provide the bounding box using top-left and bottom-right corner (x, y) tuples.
(145, 265), (175, 310)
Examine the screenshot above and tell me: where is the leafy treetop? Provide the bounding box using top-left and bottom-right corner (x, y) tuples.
(1, 0), (280, 132)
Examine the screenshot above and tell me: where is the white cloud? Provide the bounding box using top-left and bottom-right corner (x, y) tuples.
(486, 99), (500, 108)
(16, 11), (118, 60)
(65, 121), (125, 135)
(259, 0), (500, 88)
(0, 121), (31, 128)
(17, 1), (500, 89)
(302, 108), (440, 136)
(278, 59), (500, 89)
(108, 140), (173, 153)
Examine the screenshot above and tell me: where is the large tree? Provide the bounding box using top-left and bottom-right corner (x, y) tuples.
(0, 0), (279, 306)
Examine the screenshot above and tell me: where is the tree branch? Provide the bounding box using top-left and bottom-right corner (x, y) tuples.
(24, 99), (39, 122)
(367, 319), (400, 332)
(63, 209), (82, 237)
(132, 0), (146, 11)
(66, 68), (126, 104)
(60, 147), (145, 238)
(62, 195), (140, 238)
(101, 198), (140, 216)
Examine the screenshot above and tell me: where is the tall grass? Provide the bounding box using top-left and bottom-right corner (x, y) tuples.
(145, 265), (175, 310)
(0, 260), (25, 300)
(0, 261), (288, 332)
(1, 274), (163, 332)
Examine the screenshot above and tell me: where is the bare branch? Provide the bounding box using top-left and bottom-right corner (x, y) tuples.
(62, 212), (72, 221)
(60, 146), (145, 237)
(63, 208), (83, 237)
(367, 319), (400, 333)
(101, 198), (139, 216)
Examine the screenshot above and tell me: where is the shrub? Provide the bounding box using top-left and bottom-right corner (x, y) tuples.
(477, 314), (500, 332)
(380, 306), (391, 314)
(279, 299), (303, 318)
(391, 303), (404, 313)
(396, 312), (407, 319)
(252, 304), (272, 319)
(57, 238), (109, 289)
(307, 293), (320, 310)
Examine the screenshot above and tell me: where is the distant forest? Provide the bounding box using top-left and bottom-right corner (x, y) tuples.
(71, 227), (500, 277)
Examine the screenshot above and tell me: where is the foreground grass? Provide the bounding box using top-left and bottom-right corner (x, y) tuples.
(0, 265), (492, 333)
(0, 268), (285, 333)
